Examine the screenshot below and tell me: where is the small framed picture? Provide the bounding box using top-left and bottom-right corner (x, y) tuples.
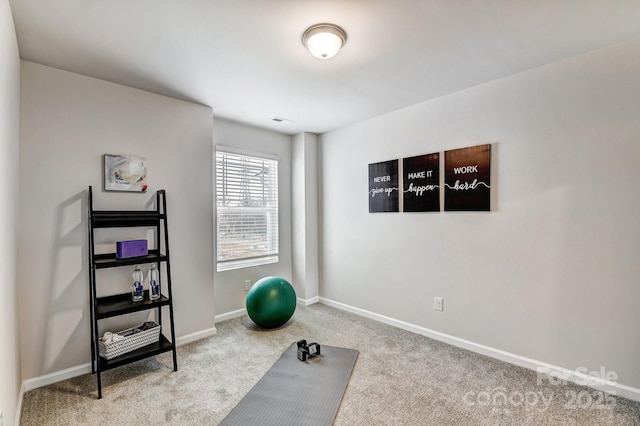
(103, 154), (148, 192)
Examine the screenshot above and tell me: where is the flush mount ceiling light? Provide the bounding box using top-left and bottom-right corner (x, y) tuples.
(302, 23), (347, 59)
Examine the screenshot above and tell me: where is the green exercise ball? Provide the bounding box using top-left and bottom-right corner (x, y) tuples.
(246, 276), (296, 328)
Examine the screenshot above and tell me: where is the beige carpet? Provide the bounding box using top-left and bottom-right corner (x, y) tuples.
(20, 304), (640, 425)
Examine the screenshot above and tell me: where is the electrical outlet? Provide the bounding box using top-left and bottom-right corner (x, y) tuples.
(434, 297), (443, 311)
(244, 280), (251, 291)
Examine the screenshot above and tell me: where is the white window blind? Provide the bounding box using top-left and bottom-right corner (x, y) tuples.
(215, 148), (279, 271)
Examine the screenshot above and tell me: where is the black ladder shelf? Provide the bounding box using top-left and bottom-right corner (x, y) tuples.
(87, 186), (178, 399)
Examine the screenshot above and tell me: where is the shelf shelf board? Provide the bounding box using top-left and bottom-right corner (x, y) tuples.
(91, 210), (165, 228)
(99, 335), (174, 371)
(96, 291), (170, 319)
(93, 251), (167, 269)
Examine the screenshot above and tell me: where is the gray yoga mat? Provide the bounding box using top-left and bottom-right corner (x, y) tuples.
(219, 342), (359, 426)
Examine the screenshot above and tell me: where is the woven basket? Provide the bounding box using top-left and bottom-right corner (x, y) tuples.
(99, 323), (161, 360)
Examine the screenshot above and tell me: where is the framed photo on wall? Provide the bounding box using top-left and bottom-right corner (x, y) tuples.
(103, 154), (148, 192)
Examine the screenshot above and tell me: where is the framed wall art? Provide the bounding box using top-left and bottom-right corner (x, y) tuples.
(403, 153), (440, 212)
(444, 144), (491, 211)
(368, 159), (399, 213)
(103, 154), (148, 193)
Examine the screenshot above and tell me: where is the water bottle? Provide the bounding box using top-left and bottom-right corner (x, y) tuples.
(132, 265), (144, 302)
(148, 263), (160, 301)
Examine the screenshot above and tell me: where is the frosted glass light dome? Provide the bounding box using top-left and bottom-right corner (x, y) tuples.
(302, 24), (347, 59)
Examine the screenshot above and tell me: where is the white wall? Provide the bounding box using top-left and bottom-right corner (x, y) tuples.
(319, 38), (640, 391)
(0, 1), (21, 423)
(212, 118), (292, 316)
(18, 62), (214, 380)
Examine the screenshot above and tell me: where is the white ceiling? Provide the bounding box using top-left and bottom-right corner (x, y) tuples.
(9, 1), (640, 135)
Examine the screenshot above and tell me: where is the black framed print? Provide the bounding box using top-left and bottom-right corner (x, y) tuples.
(368, 159), (399, 213)
(444, 144), (491, 211)
(403, 153), (440, 212)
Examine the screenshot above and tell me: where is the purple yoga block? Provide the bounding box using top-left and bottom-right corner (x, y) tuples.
(116, 240), (148, 259)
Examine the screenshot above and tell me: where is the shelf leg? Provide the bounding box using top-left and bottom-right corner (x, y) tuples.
(173, 348), (178, 372)
(97, 371), (102, 399)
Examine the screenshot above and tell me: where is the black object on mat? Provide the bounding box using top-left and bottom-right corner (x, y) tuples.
(219, 342), (359, 426)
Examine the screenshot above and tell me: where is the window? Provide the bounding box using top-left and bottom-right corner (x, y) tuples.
(215, 147), (279, 271)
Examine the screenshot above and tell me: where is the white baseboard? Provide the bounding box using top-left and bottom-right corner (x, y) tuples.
(297, 296), (320, 306)
(175, 326), (217, 346)
(15, 382), (25, 426)
(19, 326), (218, 396)
(215, 308), (246, 323)
(213, 299), (320, 324)
(19, 300), (640, 404)
(23, 362), (92, 393)
(214, 298), (320, 324)
(318, 297), (640, 403)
